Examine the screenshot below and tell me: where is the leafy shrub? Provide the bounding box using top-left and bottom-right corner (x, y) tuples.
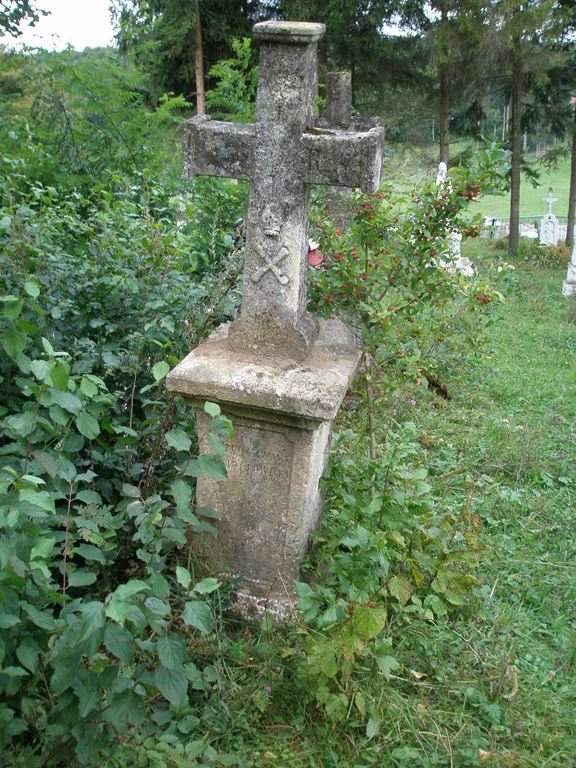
(295, 424), (482, 725)
(0, 146), (249, 764)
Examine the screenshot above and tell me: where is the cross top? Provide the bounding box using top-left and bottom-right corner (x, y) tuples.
(543, 187), (557, 215)
(182, 21), (383, 361)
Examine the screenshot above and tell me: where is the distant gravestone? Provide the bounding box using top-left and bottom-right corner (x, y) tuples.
(539, 188), (559, 246)
(167, 21), (383, 617)
(562, 242), (576, 296)
(435, 162), (474, 277)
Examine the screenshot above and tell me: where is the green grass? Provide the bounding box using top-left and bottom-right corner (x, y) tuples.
(471, 155), (572, 220)
(200, 256), (576, 768)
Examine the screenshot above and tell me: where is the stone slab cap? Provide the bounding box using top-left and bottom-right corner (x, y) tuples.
(166, 321), (361, 422)
(253, 20), (325, 45)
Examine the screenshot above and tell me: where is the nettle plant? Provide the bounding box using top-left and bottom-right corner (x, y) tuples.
(0, 156), (247, 765)
(296, 145), (509, 727)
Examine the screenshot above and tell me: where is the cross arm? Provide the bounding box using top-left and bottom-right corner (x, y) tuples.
(303, 122), (383, 194)
(182, 115), (256, 181)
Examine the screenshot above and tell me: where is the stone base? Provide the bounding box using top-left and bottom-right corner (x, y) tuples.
(167, 319), (361, 618)
(562, 280), (575, 296)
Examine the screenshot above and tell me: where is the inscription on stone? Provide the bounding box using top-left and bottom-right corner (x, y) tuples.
(213, 423), (294, 584)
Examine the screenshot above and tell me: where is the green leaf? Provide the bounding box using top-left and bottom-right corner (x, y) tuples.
(80, 376), (99, 398)
(1, 325), (27, 358)
(152, 361), (170, 382)
(320, 649), (338, 679)
(51, 389), (82, 415)
(104, 689), (145, 727)
(18, 488), (55, 514)
(388, 575), (413, 607)
(1, 296), (22, 320)
(74, 543), (106, 563)
(50, 361), (69, 390)
(121, 483), (140, 498)
(157, 634), (187, 669)
(182, 600), (212, 635)
(325, 692), (348, 722)
(193, 577), (221, 595)
(104, 623), (135, 665)
(76, 411), (100, 440)
(208, 433), (225, 456)
(75, 490), (102, 506)
(165, 428), (191, 453)
(30, 359), (51, 381)
(16, 639), (40, 673)
(24, 280), (40, 298)
(0, 214), (12, 230)
(170, 479), (192, 512)
(21, 602), (56, 630)
(0, 614), (20, 629)
(68, 569), (98, 587)
(175, 566), (191, 590)
(351, 605), (387, 642)
(30, 538), (55, 560)
(144, 597), (170, 617)
(204, 401), (221, 418)
(185, 454), (228, 480)
(113, 580), (149, 600)
(154, 664), (188, 705)
(6, 410), (35, 437)
(376, 655), (400, 680)
(80, 600), (106, 642)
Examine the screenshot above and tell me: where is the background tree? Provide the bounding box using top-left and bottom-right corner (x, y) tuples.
(0, 0), (46, 37)
(111, 0), (276, 104)
(399, 0), (486, 165)
(485, 0), (566, 254)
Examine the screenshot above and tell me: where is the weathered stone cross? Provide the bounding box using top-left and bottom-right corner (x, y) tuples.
(182, 21), (383, 362)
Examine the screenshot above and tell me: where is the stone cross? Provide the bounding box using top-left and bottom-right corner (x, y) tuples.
(182, 21), (383, 362)
(540, 187), (559, 246)
(319, 71), (382, 230)
(543, 187), (557, 215)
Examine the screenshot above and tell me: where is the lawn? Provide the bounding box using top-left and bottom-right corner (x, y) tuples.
(469, 155), (572, 220)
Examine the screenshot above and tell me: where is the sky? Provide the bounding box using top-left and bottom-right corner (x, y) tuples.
(12, 0), (116, 51)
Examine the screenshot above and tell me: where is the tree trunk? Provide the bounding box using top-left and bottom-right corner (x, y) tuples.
(508, 51), (522, 255)
(566, 105), (576, 250)
(194, 0), (205, 115)
(439, 63), (450, 164)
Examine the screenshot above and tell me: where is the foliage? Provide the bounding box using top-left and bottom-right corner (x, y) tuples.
(308, 142), (511, 382)
(0, 0), (46, 37)
(295, 422), (483, 726)
(205, 38), (258, 123)
(0, 48), (189, 191)
(0, 142), (248, 765)
(110, 0), (274, 103)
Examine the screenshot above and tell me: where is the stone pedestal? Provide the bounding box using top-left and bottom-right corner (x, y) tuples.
(539, 213), (559, 246)
(166, 320), (361, 618)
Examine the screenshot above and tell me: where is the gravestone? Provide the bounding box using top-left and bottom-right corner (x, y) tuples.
(167, 21), (383, 618)
(435, 162), (474, 277)
(562, 242), (576, 296)
(539, 188), (559, 246)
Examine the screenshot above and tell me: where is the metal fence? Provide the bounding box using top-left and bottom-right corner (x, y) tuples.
(481, 215), (571, 240)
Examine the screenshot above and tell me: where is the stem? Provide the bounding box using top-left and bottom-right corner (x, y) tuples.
(62, 481), (74, 598)
(364, 350), (377, 462)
